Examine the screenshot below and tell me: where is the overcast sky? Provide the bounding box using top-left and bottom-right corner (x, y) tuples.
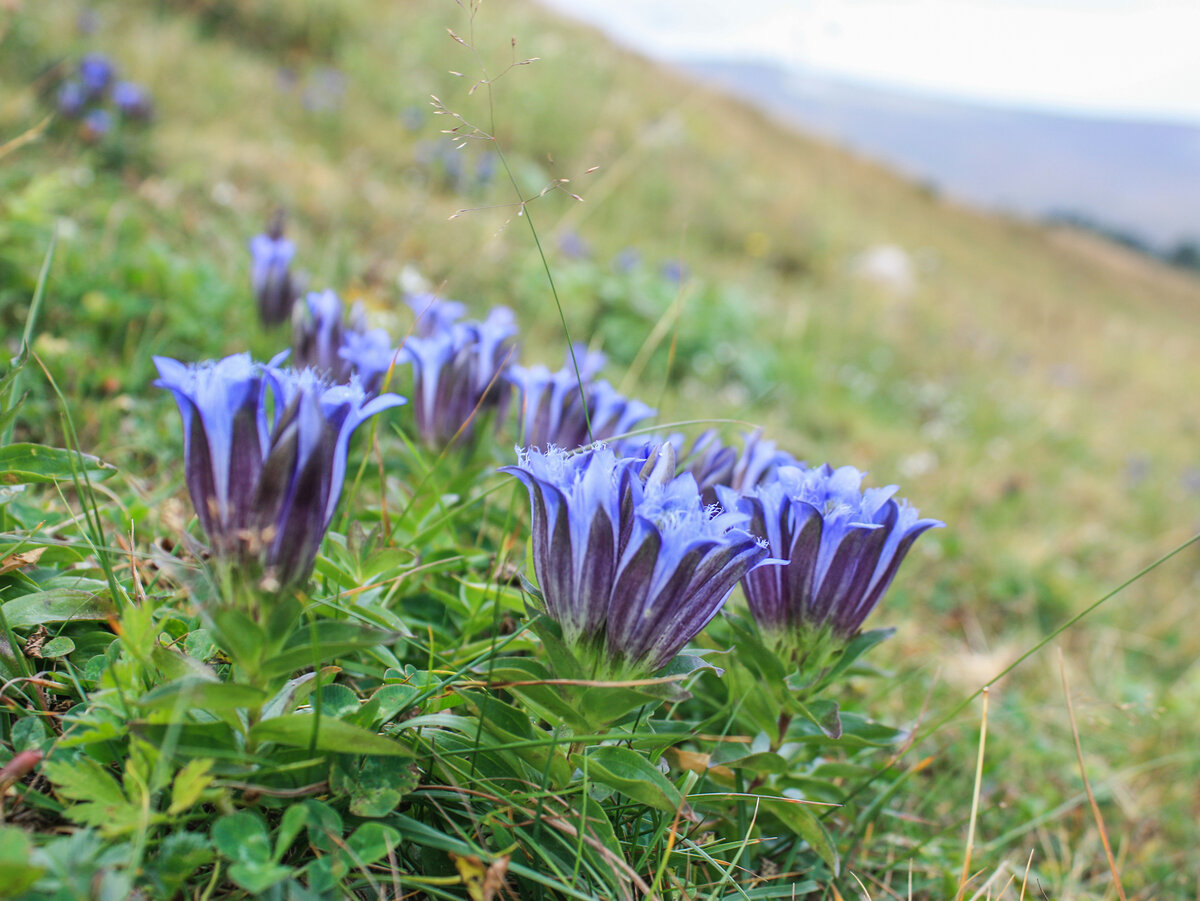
(537, 0), (1200, 123)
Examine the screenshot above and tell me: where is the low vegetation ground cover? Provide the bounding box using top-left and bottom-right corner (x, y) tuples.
(2, 1), (1199, 898)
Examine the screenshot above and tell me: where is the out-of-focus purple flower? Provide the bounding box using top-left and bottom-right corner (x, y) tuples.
(557, 231), (591, 261)
(404, 293), (466, 338)
(679, 429), (799, 504)
(613, 248), (641, 273)
(661, 259), (689, 284)
(154, 353), (404, 588)
(400, 106), (424, 132)
(475, 151), (498, 186)
(79, 108), (112, 143)
(249, 218), (300, 326)
(112, 81), (152, 120)
(501, 443), (772, 676)
(509, 347), (654, 450)
(340, 328), (398, 395)
(292, 290), (358, 382)
(399, 306), (517, 447)
(726, 464), (942, 646)
(57, 81), (86, 117)
(302, 67), (346, 113)
(294, 291), (397, 393)
(79, 54), (114, 98)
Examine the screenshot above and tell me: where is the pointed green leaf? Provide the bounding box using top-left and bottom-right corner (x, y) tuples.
(573, 746), (698, 822)
(250, 714), (414, 757)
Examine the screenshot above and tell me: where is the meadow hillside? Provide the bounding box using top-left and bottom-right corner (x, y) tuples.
(2, 0), (1200, 896)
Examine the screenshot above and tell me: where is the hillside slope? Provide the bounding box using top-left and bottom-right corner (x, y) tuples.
(2, 0), (1199, 894)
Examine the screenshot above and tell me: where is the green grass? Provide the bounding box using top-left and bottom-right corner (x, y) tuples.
(2, 0), (1200, 897)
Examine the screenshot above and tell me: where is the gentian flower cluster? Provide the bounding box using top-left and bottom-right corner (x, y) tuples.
(399, 305), (517, 447)
(676, 429), (798, 505)
(405, 293), (466, 337)
(154, 353), (404, 589)
(508, 347), (654, 451)
(501, 444), (772, 677)
(292, 290), (397, 394)
(292, 290), (364, 382)
(250, 217), (301, 326)
(112, 81), (153, 120)
(725, 464), (942, 656)
(55, 54), (153, 130)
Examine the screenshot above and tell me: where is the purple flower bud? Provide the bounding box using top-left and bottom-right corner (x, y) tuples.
(728, 464), (942, 644)
(399, 306), (517, 447)
(79, 54), (114, 98)
(112, 81), (152, 120)
(501, 444), (771, 676)
(249, 227), (299, 326)
(154, 353), (405, 588)
(57, 81), (86, 118)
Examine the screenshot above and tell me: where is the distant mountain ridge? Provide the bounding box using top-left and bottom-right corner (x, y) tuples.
(686, 58), (1200, 251)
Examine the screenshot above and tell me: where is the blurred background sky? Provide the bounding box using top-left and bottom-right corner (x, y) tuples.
(538, 0), (1200, 122)
(539, 0), (1200, 251)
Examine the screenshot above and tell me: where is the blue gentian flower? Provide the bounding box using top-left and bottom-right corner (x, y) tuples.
(679, 429), (798, 504)
(501, 444), (772, 676)
(613, 248), (640, 273)
(57, 81), (85, 118)
(292, 290), (362, 383)
(154, 354), (404, 587)
(249, 223), (299, 326)
(405, 293), (466, 337)
(661, 260), (689, 284)
(112, 81), (152, 120)
(400, 306), (516, 447)
(557, 231), (590, 260)
(509, 347), (654, 451)
(79, 54), (114, 98)
(725, 464), (942, 646)
(340, 328), (398, 395)
(475, 151), (498, 186)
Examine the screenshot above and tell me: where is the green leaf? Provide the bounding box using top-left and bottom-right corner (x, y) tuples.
(331, 754), (418, 818)
(274, 804), (310, 862)
(43, 756), (126, 808)
(261, 666), (340, 720)
(212, 811), (293, 893)
(1, 588), (111, 628)
(815, 627), (895, 691)
(148, 832), (213, 896)
(0, 827), (44, 898)
(757, 795), (840, 874)
(250, 714), (415, 757)
(260, 621), (396, 678)
(169, 758), (215, 815)
(345, 822), (402, 866)
(137, 677), (268, 713)
(211, 812), (271, 865)
(573, 746), (699, 822)
(790, 697), (842, 740)
(0, 443), (116, 485)
(38, 635), (75, 658)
